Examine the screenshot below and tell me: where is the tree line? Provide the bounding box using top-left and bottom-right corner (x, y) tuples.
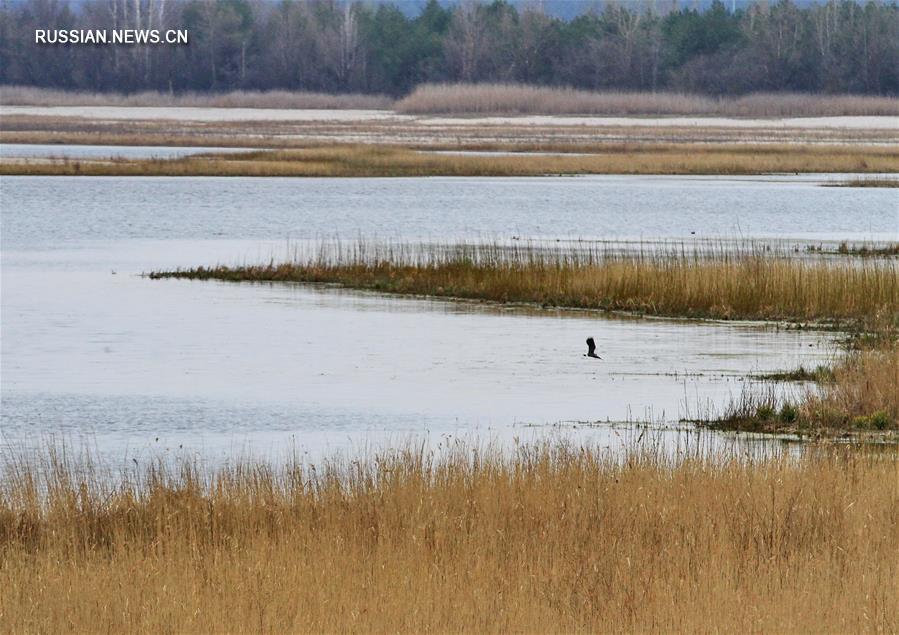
(1, 0), (897, 96)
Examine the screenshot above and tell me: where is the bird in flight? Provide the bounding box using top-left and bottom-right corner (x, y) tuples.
(585, 337), (602, 359)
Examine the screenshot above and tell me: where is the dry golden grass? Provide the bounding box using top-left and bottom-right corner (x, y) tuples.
(0, 85), (393, 109)
(397, 83), (899, 117)
(3, 142), (898, 176)
(1, 443), (897, 633)
(713, 345), (899, 433)
(802, 346), (899, 429)
(150, 243), (899, 325)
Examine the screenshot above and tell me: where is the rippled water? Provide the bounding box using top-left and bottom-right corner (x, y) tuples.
(1, 174), (882, 461)
(3, 175), (896, 249)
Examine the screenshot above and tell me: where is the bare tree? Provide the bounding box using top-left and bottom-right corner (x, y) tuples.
(444, 1), (486, 81)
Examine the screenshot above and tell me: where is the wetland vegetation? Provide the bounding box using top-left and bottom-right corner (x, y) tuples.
(150, 242), (897, 325)
(4, 0), (898, 629)
(1, 442), (896, 633)
(3, 142), (898, 177)
(753, 364), (836, 382)
(397, 84), (899, 117)
(806, 241), (899, 256)
(712, 345), (897, 434)
(824, 177), (899, 188)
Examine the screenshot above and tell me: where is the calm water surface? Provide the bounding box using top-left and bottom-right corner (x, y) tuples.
(2, 174), (887, 462)
(0, 143), (253, 160)
(3, 175), (897, 247)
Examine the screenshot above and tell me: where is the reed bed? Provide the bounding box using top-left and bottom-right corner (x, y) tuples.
(149, 241), (899, 325)
(1, 442), (896, 633)
(710, 345), (898, 433)
(0, 85), (393, 109)
(802, 346), (899, 427)
(805, 242), (899, 257)
(3, 142), (897, 176)
(397, 83), (899, 117)
(6, 84), (899, 117)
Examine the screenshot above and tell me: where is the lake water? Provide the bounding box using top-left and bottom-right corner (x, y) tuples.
(0, 143), (253, 160)
(1, 175), (893, 463)
(3, 174), (897, 247)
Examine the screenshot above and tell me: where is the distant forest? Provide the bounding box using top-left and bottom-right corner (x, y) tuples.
(1, 0), (897, 96)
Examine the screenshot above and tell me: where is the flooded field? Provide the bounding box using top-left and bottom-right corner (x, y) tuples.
(1, 174), (878, 461)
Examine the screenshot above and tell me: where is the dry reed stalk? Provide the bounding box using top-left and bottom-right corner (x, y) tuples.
(707, 344), (898, 432)
(1, 443), (896, 633)
(801, 346), (899, 427)
(397, 83), (899, 117)
(150, 245), (898, 325)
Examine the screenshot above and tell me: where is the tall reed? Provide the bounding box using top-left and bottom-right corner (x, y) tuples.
(1, 442), (896, 633)
(150, 240), (899, 325)
(397, 83), (899, 117)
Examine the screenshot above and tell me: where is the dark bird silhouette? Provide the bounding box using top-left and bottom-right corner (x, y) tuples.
(585, 337), (602, 359)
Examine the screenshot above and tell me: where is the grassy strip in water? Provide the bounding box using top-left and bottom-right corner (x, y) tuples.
(149, 246), (898, 325)
(753, 364), (836, 382)
(806, 241), (899, 257)
(823, 177), (899, 188)
(3, 125), (894, 150)
(3, 143), (898, 176)
(1, 443), (896, 632)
